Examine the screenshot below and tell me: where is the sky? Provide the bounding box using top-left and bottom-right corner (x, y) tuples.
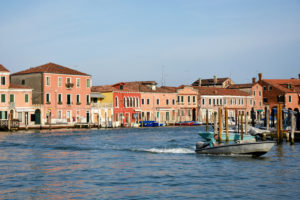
(0, 0), (299, 86)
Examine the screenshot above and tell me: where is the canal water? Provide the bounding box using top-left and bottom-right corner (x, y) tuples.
(0, 126), (299, 199)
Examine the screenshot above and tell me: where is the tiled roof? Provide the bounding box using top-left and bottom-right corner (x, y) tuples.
(12, 62), (89, 76)
(262, 79), (300, 93)
(228, 83), (254, 89)
(0, 64), (10, 72)
(92, 81), (177, 93)
(9, 84), (32, 89)
(194, 86), (250, 96)
(192, 77), (231, 86)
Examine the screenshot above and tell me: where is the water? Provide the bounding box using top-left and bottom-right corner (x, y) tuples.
(0, 126), (299, 200)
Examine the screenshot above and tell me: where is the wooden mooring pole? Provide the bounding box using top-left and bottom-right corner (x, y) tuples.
(291, 113), (295, 145)
(245, 112), (248, 135)
(279, 104), (283, 143)
(276, 105), (280, 144)
(218, 108), (222, 144)
(214, 112), (218, 137)
(241, 114), (244, 140)
(206, 109), (209, 132)
(225, 107), (229, 142)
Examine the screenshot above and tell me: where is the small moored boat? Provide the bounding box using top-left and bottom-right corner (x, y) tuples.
(195, 141), (275, 157)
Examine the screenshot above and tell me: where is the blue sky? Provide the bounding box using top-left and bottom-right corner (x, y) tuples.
(0, 0), (299, 86)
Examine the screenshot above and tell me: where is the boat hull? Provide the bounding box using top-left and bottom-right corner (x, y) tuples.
(199, 131), (256, 142)
(195, 141), (275, 157)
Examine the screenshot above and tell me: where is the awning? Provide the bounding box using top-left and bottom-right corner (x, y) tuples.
(91, 93), (105, 98)
(257, 109), (263, 112)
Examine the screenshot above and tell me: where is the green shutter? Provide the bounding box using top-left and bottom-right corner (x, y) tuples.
(1, 94), (5, 103)
(25, 94), (29, 103)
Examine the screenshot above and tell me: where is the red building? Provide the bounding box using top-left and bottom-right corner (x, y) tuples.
(258, 73), (300, 113)
(92, 82), (141, 127)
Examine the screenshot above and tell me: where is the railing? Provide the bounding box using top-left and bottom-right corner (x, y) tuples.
(91, 102), (113, 108)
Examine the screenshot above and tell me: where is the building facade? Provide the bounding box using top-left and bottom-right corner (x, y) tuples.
(11, 63), (91, 125)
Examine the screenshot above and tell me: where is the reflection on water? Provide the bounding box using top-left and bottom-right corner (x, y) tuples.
(0, 127), (300, 199)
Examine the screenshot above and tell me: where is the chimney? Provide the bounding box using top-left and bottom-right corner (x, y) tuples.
(198, 78), (202, 86)
(213, 75), (217, 86)
(258, 73), (262, 82)
(252, 77), (256, 84)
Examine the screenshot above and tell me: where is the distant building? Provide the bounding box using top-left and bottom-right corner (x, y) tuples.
(11, 63), (91, 125)
(228, 77), (264, 120)
(193, 86), (253, 123)
(0, 64), (34, 128)
(258, 73), (300, 113)
(176, 85), (198, 122)
(192, 76), (234, 88)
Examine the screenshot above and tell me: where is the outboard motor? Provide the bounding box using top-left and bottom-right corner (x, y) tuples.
(196, 141), (206, 150)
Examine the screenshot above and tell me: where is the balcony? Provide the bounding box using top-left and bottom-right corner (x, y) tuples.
(91, 102), (113, 108)
(66, 83), (74, 89)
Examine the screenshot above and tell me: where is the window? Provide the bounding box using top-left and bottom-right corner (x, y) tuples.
(136, 98), (139, 107)
(115, 97), (119, 107)
(254, 100), (256, 106)
(250, 99), (253, 105)
(230, 99), (233, 105)
(86, 79), (90, 88)
(0, 111), (7, 119)
(58, 77), (62, 87)
(253, 91), (256, 96)
(181, 110), (184, 116)
(1, 77), (5, 85)
(141, 98), (145, 105)
(242, 99), (244, 105)
(76, 94), (80, 104)
(22, 80), (25, 85)
(76, 78), (80, 88)
(18, 112), (22, 122)
(86, 95), (90, 104)
(188, 110), (191, 116)
(181, 96), (184, 103)
(238, 99), (240, 105)
(288, 95), (292, 103)
(58, 110), (62, 119)
(268, 86), (272, 91)
(193, 96), (196, 103)
(10, 94), (14, 103)
(46, 93), (50, 103)
(46, 76), (50, 86)
(66, 77), (71, 84)
(259, 91), (261, 96)
(263, 86), (266, 91)
(209, 99), (211, 105)
(202, 99), (205, 105)
(1, 94), (5, 103)
(147, 99), (150, 105)
(25, 94), (29, 103)
(217, 99), (219, 105)
(224, 99), (226, 105)
(157, 99), (160, 105)
(67, 94), (71, 105)
(177, 96), (180, 103)
(263, 97), (268, 103)
(213, 99), (215, 105)
(220, 99), (222, 105)
(172, 99), (175, 105)
(166, 99), (169, 105)
(58, 94), (62, 104)
(188, 96), (191, 103)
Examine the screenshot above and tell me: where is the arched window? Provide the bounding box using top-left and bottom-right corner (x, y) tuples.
(127, 97), (130, 108)
(136, 98), (139, 107)
(133, 97), (136, 107)
(123, 97), (126, 107)
(130, 97), (133, 107)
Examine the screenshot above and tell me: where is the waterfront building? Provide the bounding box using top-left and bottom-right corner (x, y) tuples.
(92, 82), (141, 127)
(0, 64), (34, 128)
(90, 88), (113, 127)
(258, 73), (300, 113)
(136, 81), (177, 125)
(176, 85), (198, 122)
(192, 76), (234, 88)
(228, 77), (264, 120)
(194, 87), (253, 123)
(10, 63), (91, 126)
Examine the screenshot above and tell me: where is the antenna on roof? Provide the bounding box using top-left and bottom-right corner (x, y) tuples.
(161, 65), (166, 86)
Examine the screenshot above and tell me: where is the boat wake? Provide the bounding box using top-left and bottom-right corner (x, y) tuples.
(142, 148), (194, 154)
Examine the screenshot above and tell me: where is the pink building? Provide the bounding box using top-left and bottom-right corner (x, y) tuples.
(176, 86), (198, 122)
(11, 63), (91, 125)
(0, 64), (34, 128)
(194, 87), (253, 123)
